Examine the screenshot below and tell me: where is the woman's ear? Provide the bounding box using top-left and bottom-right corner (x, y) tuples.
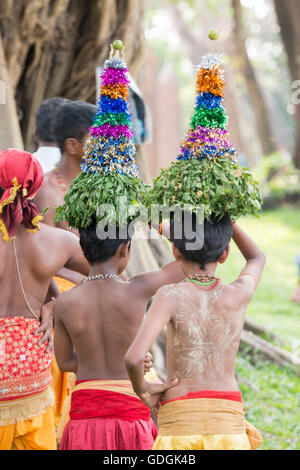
(218, 244), (230, 264)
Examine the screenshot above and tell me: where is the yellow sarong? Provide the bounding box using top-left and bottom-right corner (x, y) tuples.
(153, 397), (262, 451)
(51, 276), (76, 429)
(0, 404), (56, 450)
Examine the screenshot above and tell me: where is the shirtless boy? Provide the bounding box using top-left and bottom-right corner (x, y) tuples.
(0, 149), (89, 450)
(125, 214), (266, 450)
(54, 221), (185, 450)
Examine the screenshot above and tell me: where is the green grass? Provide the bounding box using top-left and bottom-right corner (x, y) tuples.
(217, 207), (300, 450)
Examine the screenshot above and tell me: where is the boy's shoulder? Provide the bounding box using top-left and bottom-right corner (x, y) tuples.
(155, 282), (186, 300)
(221, 276), (256, 309)
(55, 284), (83, 318)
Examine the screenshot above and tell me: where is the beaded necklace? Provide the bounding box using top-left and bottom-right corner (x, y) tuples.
(185, 273), (220, 290)
(82, 273), (121, 284)
(54, 165), (68, 195)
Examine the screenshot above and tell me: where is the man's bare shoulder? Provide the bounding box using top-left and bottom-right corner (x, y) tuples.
(38, 222), (78, 244)
(35, 170), (63, 210)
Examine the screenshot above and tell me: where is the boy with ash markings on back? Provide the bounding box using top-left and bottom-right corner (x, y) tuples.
(126, 215), (266, 451)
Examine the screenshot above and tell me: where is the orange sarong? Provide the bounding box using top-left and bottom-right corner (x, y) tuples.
(51, 276), (76, 429)
(0, 317), (56, 450)
(153, 391), (262, 451)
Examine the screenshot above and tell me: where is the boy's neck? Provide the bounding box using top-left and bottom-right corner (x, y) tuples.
(182, 261), (218, 279)
(89, 260), (121, 277)
(58, 153), (81, 183)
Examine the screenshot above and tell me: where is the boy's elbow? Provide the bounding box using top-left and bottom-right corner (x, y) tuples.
(125, 351), (143, 370)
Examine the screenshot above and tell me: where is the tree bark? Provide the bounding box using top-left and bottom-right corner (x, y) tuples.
(0, 34), (23, 149)
(232, 0), (277, 157)
(274, 0), (300, 169)
(0, 0), (145, 151)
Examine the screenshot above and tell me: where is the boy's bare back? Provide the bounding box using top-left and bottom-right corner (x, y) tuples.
(55, 279), (157, 380)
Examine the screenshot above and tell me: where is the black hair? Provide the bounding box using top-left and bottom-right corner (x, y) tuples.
(170, 212), (233, 270)
(35, 97), (70, 144)
(79, 220), (132, 265)
(0, 186), (3, 198)
(53, 101), (97, 152)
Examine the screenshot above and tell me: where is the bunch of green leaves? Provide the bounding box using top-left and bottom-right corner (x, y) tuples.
(55, 171), (150, 229)
(146, 158), (262, 220)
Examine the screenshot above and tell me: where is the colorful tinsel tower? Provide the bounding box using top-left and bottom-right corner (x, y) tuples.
(178, 53), (237, 163)
(147, 35), (262, 221)
(55, 41), (149, 229)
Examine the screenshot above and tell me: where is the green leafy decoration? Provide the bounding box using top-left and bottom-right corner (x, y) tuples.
(145, 159), (262, 221)
(55, 172), (150, 229)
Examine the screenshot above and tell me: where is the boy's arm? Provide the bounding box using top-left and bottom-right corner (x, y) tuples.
(54, 297), (77, 373)
(63, 232), (90, 277)
(125, 288), (178, 408)
(129, 261), (185, 300)
(231, 223), (266, 294)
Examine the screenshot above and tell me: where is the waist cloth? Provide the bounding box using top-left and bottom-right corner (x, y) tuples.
(153, 390), (262, 451)
(59, 379), (157, 450)
(0, 317), (54, 425)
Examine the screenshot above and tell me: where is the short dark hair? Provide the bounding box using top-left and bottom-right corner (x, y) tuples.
(79, 221), (132, 265)
(35, 97), (70, 144)
(171, 213), (233, 269)
(53, 101), (96, 152)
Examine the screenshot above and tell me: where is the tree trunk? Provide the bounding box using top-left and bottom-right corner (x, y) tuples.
(0, 35), (23, 149)
(232, 0), (277, 157)
(274, 0), (300, 169)
(0, 0), (145, 151)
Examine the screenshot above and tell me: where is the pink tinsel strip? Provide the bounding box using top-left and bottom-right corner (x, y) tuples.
(101, 67), (130, 86)
(90, 124), (134, 139)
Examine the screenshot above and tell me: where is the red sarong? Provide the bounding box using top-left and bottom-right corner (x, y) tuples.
(60, 380), (157, 450)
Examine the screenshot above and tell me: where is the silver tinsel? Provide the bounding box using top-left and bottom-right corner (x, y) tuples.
(104, 57), (127, 69)
(195, 53), (224, 72)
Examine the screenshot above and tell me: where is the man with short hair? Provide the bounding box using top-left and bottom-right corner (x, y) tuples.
(33, 97), (69, 174)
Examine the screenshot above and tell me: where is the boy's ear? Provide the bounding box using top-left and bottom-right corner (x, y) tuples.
(172, 242), (182, 262)
(218, 244), (230, 264)
(64, 138), (83, 157)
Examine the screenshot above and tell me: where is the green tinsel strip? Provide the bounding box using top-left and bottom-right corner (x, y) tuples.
(93, 113), (131, 127)
(55, 172), (150, 229)
(145, 159), (262, 221)
(190, 106), (228, 130)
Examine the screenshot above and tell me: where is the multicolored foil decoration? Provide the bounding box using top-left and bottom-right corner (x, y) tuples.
(80, 45), (138, 178)
(55, 41), (150, 229)
(146, 39), (262, 221)
(177, 52), (237, 162)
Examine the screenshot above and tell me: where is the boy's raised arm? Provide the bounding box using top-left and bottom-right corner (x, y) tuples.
(232, 223), (266, 290)
(63, 232), (90, 276)
(129, 260), (185, 300)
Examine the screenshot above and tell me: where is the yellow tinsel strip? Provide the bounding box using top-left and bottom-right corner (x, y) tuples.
(0, 178), (21, 242)
(0, 177), (21, 215)
(26, 214), (44, 234)
(0, 217), (10, 242)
